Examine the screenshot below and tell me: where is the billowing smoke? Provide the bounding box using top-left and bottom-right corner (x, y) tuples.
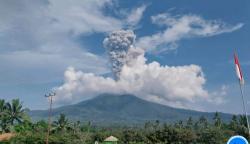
(103, 30), (136, 79)
(55, 29), (225, 110)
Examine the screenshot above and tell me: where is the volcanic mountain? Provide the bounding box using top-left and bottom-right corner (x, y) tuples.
(29, 94), (233, 125)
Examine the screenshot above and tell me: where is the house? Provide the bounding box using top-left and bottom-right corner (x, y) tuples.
(103, 135), (118, 144)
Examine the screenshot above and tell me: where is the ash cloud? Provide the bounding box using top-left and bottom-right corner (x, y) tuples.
(54, 30), (219, 110)
(103, 30), (136, 79)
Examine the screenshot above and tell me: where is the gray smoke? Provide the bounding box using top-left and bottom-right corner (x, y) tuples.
(103, 30), (136, 79)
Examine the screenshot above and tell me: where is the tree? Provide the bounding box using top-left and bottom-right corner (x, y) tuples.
(174, 120), (184, 129)
(213, 112), (222, 128)
(5, 99), (25, 125)
(34, 120), (48, 133)
(239, 115), (248, 127)
(0, 99), (7, 133)
(153, 120), (160, 130)
(122, 129), (139, 144)
(53, 113), (70, 133)
(186, 117), (193, 129)
(72, 121), (81, 134)
(176, 128), (197, 143)
(234, 115), (250, 139)
(197, 127), (224, 144)
(0, 99), (5, 114)
(144, 121), (152, 131)
(197, 116), (208, 129)
(229, 115), (238, 130)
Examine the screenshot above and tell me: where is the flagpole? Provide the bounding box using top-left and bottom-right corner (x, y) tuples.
(239, 81), (250, 136)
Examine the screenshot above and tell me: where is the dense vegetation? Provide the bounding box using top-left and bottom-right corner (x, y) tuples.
(1, 99), (249, 144)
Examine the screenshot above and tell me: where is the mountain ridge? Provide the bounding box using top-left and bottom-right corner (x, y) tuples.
(29, 94), (233, 125)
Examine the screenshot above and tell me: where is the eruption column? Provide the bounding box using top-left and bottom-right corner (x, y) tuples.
(103, 30), (136, 80)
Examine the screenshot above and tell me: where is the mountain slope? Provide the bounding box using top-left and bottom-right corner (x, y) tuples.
(30, 94), (233, 125)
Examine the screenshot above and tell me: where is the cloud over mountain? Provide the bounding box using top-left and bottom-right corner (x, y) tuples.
(55, 30), (211, 109)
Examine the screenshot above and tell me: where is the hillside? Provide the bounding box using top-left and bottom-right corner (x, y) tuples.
(29, 94), (233, 125)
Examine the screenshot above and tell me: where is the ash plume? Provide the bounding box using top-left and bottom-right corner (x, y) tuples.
(103, 30), (136, 79)
(55, 29), (224, 111)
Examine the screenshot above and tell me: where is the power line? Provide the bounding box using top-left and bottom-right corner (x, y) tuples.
(45, 92), (56, 144)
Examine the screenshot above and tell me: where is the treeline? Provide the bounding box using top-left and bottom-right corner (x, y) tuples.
(1, 99), (249, 144)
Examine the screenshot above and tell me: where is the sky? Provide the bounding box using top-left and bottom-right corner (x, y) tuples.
(0, 0), (250, 114)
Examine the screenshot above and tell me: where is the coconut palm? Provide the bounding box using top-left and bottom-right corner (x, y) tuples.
(239, 115), (248, 127)
(5, 99), (25, 125)
(213, 112), (222, 128)
(0, 99), (6, 116)
(53, 113), (70, 132)
(0, 99), (7, 132)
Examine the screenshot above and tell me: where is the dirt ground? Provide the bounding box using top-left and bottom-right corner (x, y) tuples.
(0, 133), (15, 142)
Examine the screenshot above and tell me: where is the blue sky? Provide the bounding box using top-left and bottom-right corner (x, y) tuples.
(0, 0), (250, 114)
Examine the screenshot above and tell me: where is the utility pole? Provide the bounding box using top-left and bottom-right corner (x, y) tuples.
(45, 92), (56, 144)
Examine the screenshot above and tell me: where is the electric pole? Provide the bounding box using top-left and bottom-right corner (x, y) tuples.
(45, 92), (56, 144)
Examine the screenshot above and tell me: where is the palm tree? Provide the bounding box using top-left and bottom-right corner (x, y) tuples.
(5, 99), (25, 125)
(53, 113), (70, 132)
(72, 121), (81, 134)
(198, 116), (208, 128)
(0, 99), (6, 116)
(0, 99), (7, 132)
(213, 112), (222, 128)
(239, 115), (248, 127)
(229, 115), (238, 130)
(186, 117), (193, 129)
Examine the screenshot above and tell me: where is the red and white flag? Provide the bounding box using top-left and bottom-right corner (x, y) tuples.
(234, 52), (244, 85)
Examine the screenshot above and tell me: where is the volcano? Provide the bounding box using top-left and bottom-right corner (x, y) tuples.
(30, 94), (233, 125)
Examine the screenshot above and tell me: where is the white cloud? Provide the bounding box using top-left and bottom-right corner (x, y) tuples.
(208, 85), (228, 105)
(55, 51), (209, 109)
(126, 5), (147, 27)
(0, 0), (125, 52)
(0, 0), (146, 85)
(55, 30), (213, 110)
(0, 1), (241, 110)
(0, 51), (108, 85)
(136, 13), (244, 52)
(46, 0), (123, 35)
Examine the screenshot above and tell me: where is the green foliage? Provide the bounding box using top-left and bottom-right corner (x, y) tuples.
(0, 99), (27, 133)
(6, 114), (250, 144)
(2, 98), (250, 144)
(213, 112), (222, 128)
(196, 127), (224, 144)
(52, 113), (70, 133)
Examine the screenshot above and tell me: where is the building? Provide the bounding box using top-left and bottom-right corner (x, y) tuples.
(103, 136), (118, 144)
